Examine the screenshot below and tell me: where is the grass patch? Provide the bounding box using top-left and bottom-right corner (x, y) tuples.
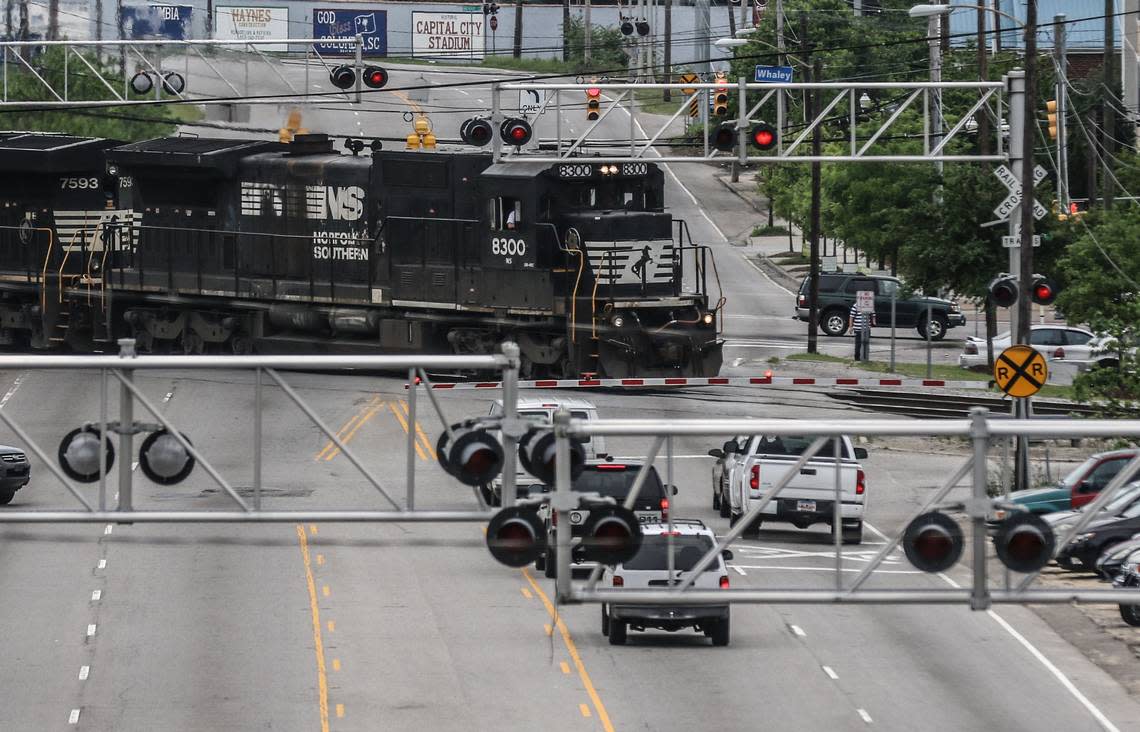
(752, 224), (789, 236)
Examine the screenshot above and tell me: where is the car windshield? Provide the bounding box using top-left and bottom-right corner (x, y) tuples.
(1060, 457), (1099, 489)
(572, 466), (664, 499)
(753, 435), (852, 460)
(622, 535), (717, 572)
(1120, 500), (1140, 519)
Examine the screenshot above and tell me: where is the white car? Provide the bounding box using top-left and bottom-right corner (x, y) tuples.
(708, 434), (749, 518)
(601, 519), (732, 646)
(1065, 333), (1137, 372)
(958, 325), (1096, 370)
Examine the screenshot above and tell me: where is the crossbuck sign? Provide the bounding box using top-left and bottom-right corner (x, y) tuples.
(993, 164), (1048, 221)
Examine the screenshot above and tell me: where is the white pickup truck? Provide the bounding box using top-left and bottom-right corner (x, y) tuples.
(724, 434), (868, 544)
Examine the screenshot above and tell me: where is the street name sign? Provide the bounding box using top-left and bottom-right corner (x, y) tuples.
(754, 65), (793, 83)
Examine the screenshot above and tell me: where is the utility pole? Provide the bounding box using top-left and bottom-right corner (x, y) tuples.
(1055, 14), (1069, 211)
(584, 0), (592, 66)
(978, 3), (996, 371)
(696, 0), (710, 74)
(1103, 0), (1115, 208)
(992, 0), (1001, 54)
(562, 0), (570, 61)
(663, 0), (672, 101)
(727, 0), (736, 38)
(928, 9), (943, 187)
(1125, 0), (1140, 149)
(806, 22), (821, 356)
(47, 0), (57, 40)
(513, 0), (523, 59)
(1017, 2), (1037, 348)
(854, 0), (862, 16)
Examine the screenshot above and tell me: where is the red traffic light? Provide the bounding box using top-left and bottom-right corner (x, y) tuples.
(750, 122), (776, 150)
(902, 512), (963, 573)
(587, 87), (601, 98)
(460, 117), (493, 147)
(329, 65), (355, 90)
(500, 117), (533, 146)
(710, 122), (735, 152)
(578, 505), (644, 565)
(486, 506), (547, 567)
(988, 274), (1019, 308)
(1030, 275), (1058, 306)
(993, 512), (1055, 573)
(363, 66), (388, 89)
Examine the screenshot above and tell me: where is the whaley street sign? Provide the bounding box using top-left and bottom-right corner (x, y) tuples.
(754, 65), (794, 83)
(993, 164), (1048, 221)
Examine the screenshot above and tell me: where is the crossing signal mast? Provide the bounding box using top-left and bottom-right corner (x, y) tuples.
(988, 273), (1058, 308)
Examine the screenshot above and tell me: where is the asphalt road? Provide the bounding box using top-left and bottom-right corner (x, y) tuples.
(0, 59), (1135, 731)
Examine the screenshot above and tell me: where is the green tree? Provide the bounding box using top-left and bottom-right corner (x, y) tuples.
(563, 18), (629, 74)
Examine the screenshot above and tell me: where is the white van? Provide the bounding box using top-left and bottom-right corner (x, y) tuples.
(484, 397), (605, 506)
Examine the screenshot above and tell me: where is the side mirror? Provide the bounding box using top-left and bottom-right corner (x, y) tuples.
(708, 448), (725, 459)
(723, 440), (738, 454)
(854, 447), (868, 460)
(722, 550), (734, 561)
(671, 485), (679, 496)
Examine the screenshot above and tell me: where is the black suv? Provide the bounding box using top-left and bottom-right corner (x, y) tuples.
(0, 445), (30, 504)
(795, 273), (966, 340)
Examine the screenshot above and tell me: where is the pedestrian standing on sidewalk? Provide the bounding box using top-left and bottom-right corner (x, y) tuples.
(850, 300), (875, 361)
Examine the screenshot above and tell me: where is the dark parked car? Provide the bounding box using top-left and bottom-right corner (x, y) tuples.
(795, 273), (966, 340)
(1056, 500), (1140, 570)
(0, 445), (30, 504)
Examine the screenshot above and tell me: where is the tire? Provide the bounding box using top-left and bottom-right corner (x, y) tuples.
(711, 615), (730, 646)
(712, 484), (721, 511)
(608, 619), (627, 645)
(729, 511), (740, 528)
(748, 519), (762, 537)
(719, 487), (731, 519)
(543, 551), (556, 579)
(1120, 603), (1140, 627)
(819, 308), (849, 337)
(917, 314), (949, 341)
(0, 488), (14, 505)
(842, 521), (863, 546)
(601, 604), (610, 636)
(534, 553), (546, 572)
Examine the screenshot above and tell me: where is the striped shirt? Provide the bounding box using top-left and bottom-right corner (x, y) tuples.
(850, 302), (873, 330)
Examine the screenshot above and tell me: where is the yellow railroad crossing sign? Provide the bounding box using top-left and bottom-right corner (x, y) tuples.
(679, 72), (700, 96)
(993, 345), (1048, 398)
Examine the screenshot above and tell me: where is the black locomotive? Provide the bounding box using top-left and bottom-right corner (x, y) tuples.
(0, 132), (723, 378)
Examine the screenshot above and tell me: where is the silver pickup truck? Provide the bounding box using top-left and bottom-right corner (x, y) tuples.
(720, 434), (867, 544)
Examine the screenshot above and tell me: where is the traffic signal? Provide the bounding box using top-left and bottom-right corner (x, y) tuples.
(993, 512), (1055, 573)
(709, 121), (736, 152)
(58, 426), (115, 483)
(750, 122), (777, 150)
(586, 85), (601, 121)
(460, 117), (493, 146)
(518, 429), (586, 484)
(329, 65), (356, 90)
(486, 506), (546, 567)
(713, 74), (729, 116)
(577, 505), (644, 565)
(436, 424), (503, 486)
(902, 512), (963, 573)
(362, 66), (388, 89)
(635, 19), (650, 36)
(1045, 99), (1058, 140)
(1030, 274), (1058, 306)
(988, 273), (1019, 308)
(500, 117), (533, 146)
(620, 19), (634, 35)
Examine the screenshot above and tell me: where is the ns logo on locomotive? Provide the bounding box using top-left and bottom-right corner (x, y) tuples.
(0, 132), (722, 378)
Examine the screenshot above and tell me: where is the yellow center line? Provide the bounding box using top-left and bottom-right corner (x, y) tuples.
(389, 403), (429, 461)
(316, 395), (382, 460)
(336, 704), (345, 719)
(327, 620), (336, 633)
(580, 703), (592, 718)
(325, 400), (385, 461)
(295, 525), (330, 732)
(560, 661), (571, 675)
(522, 569), (615, 732)
(400, 400), (437, 459)
(520, 587), (533, 600)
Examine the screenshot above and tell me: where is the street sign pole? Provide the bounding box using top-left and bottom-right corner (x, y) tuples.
(1006, 70), (1026, 343)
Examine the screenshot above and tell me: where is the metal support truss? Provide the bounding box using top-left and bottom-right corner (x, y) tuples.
(495, 79), (1007, 164)
(0, 38), (362, 109)
(0, 342), (521, 524)
(551, 408), (1140, 608)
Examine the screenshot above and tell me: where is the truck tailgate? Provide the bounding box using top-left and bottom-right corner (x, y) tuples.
(754, 457), (860, 501)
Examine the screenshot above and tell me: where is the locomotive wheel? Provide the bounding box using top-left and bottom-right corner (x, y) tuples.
(230, 336), (253, 355)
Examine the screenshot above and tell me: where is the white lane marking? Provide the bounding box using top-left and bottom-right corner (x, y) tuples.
(864, 522), (891, 542)
(91, 590), (101, 601)
(68, 709), (80, 724)
(822, 665), (839, 680)
(162, 391), (174, 403)
(131, 461), (139, 473)
(731, 565), (746, 576)
(86, 624), (97, 637)
(78, 665), (90, 681)
(730, 565), (920, 574)
(477, 98), (485, 104)
(724, 343), (805, 350)
(933, 570), (1119, 731)
(698, 208), (729, 242)
(0, 372), (25, 409)
(103, 524), (113, 535)
(740, 253), (796, 296)
(790, 624), (806, 637)
(97, 559), (107, 569)
(731, 357), (745, 367)
(457, 88), (470, 96)
(858, 708), (873, 724)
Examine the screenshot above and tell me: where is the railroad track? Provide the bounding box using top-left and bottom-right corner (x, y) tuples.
(827, 388), (1100, 419)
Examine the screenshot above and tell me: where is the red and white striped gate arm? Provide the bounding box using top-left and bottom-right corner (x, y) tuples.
(405, 375), (990, 390)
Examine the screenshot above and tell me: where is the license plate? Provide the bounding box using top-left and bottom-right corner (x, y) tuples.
(636, 512), (659, 523)
(796, 500), (817, 513)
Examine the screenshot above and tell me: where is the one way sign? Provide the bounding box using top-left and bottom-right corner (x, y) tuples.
(993, 164), (1048, 221)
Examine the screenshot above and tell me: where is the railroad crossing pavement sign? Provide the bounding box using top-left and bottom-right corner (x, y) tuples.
(993, 345), (1048, 398)
(855, 289), (874, 313)
(518, 88), (545, 114)
(993, 164), (1049, 221)
(679, 72), (700, 96)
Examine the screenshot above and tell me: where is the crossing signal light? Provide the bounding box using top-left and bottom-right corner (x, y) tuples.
(436, 425), (504, 486)
(713, 74), (729, 116)
(578, 505), (644, 565)
(138, 429), (196, 485)
(993, 512), (1055, 573)
(1030, 274), (1058, 306)
(161, 71), (185, 95)
(635, 20), (650, 36)
(518, 429), (586, 485)
(1046, 99), (1058, 140)
(710, 121), (736, 152)
(750, 122), (776, 150)
(500, 117), (533, 146)
(460, 117), (493, 146)
(620, 19), (634, 35)
(329, 65), (356, 90)
(988, 273), (1019, 308)
(586, 86), (601, 121)
(486, 506), (546, 567)
(58, 426), (115, 483)
(363, 66), (388, 89)
(902, 512), (963, 573)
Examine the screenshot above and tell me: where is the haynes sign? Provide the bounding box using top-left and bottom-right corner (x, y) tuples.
(411, 11), (484, 60)
(214, 6), (289, 51)
(313, 8), (387, 57)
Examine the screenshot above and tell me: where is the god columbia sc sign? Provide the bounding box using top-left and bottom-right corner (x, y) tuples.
(411, 11), (485, 60)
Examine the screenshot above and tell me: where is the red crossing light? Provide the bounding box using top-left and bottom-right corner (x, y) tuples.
(363, 66), (388, 89)
(750, 122), (776, 150)
(500, 118), (533, 146)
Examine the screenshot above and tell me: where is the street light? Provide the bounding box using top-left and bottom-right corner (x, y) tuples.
(909, 3), (1022, 27)
(714, 38), (749, 48)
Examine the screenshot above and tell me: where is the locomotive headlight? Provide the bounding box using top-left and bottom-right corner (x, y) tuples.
(611, 314), (626, 328)
(702, 311), (714, 325)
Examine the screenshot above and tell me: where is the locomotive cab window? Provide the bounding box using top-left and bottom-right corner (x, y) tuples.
(490, 197), (522, 231)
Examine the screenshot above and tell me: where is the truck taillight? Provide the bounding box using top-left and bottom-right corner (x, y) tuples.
(551, 510), (557, 526)
(856, 469), (865, 495)
(719, 575), (730, 589)
(1053, 347), (1065, 359)
(613, 575), (624, 587)
(797, 294), (806, 307)
(750, 464), (760, 490)
(660, 497), (669, 520)
(964, 342), (978, 355)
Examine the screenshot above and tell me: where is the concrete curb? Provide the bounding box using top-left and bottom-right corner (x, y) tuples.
(755, 252), (803, 292)
(712, 174), (765, 214)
